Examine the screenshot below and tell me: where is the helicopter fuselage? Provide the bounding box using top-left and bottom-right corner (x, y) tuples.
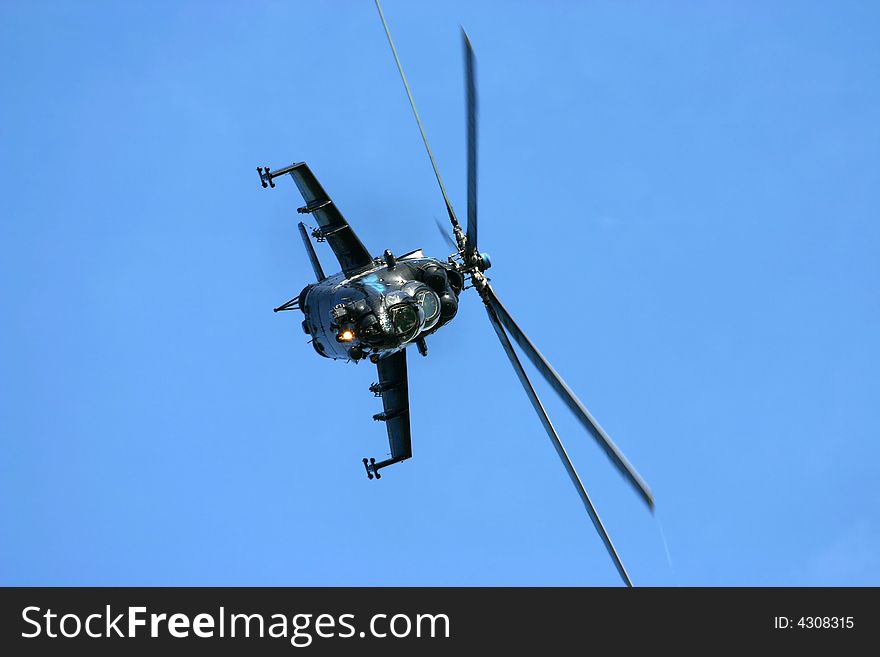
(298, 251), (463, 362)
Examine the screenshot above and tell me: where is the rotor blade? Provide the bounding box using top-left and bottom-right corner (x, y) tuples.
(487, 285), (654, 510)
(485, 302), (632, 587)
(375, 0), (462, 232)
(434, 217), (457, 251)
(463, 28), (478, 260)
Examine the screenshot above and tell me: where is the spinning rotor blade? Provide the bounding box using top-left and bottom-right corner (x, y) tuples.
(485, 303), (632, 587)
(463, 29), (478, 260)
(375, 0), (462, 235)
(434, 217), (457, 251)
(486, 286), (654, 510)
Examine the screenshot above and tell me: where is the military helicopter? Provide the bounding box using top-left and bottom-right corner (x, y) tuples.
(257, 1), (653, 587)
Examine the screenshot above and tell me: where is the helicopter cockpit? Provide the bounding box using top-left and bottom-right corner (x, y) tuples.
(307, 265), (455, 362)
(388, 302), (422, 341)
(356, 281), (443, 349)
(387, 282), (442, 342)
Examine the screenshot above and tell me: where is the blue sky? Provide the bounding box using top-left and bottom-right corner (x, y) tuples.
(1, 1), (878, 586)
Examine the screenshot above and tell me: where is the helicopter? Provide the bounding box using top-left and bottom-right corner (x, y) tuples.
(257, 0), (654, 587)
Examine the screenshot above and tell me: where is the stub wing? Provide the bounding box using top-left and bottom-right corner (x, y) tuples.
(284, 162), (374, 277)
(364, 349), (411, 479)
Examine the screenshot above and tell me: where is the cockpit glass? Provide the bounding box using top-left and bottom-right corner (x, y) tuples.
(416, 290), (441, 327)
(389, 304), (420, 337)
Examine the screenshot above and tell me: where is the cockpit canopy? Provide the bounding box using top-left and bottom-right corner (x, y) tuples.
(415, 288), (441, 330)
(389, 302), (423, 342)
(384, 280), (441, 341)
(322, 268), (450, 356)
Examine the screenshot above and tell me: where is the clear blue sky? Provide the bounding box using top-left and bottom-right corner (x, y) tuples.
(2, 1), (878, 586)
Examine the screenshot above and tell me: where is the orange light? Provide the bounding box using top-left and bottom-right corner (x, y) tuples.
(339, 330), (354, 342)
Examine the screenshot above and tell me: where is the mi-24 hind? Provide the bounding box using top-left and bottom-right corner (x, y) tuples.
(257, 1), (655, 588)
